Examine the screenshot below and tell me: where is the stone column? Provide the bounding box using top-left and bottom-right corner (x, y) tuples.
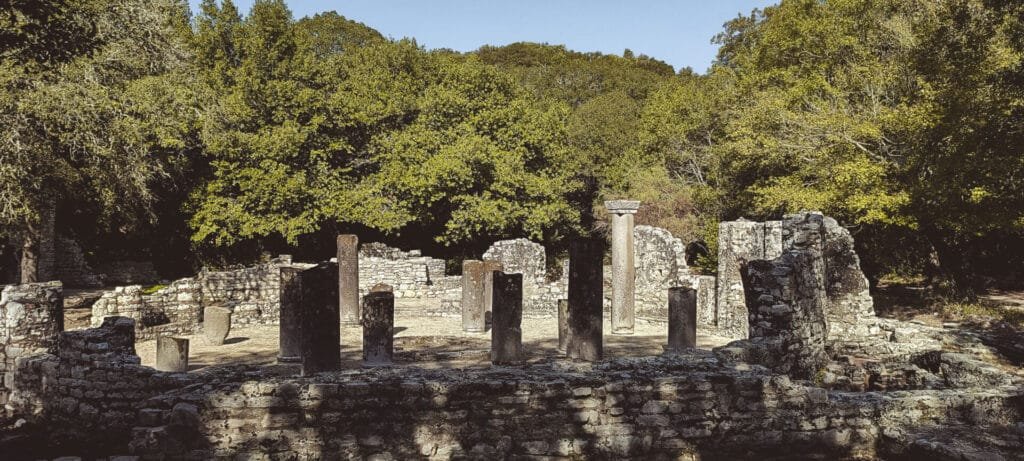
(567, 237), (604, 361)
(362, 284), (395, 366)
(156, 337), (189, 372)
(605, 200), (640, 335)
(337, 234), (360, 326)
(481, 260), (503, 326)
(461, 260), (486, 333)
(666, 287), (697, 353)
(278, 266), (303, 363)
(490, 272), (523, 365)
(299, 262), (340, 376)
(557, 298), (569, 354)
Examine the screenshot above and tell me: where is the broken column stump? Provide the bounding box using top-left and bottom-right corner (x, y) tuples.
(567, 237), (604, 362)
(155, 337), (189, 372)
(482, 260), (503, 327)
(557, 298), (569, 354)
(299, 262), (340, 376)
(278, 267), (303, 363)
(338, 234), (360, 326)
(490, 272), (523, 365)
(362, 284), (395, 367)
(201, 305), (232, 346)
(461, 260), (486, 333)
(279, 262), (341, 374)
(666, 287), (697, 353)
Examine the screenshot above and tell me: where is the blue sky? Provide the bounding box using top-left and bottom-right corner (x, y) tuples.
(189, 1), (777, 73)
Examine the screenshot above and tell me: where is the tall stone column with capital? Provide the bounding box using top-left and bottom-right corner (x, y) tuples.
(605, 200), (640, 335)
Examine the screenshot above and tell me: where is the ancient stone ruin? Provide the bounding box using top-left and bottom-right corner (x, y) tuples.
(0, 211), (1021, 459)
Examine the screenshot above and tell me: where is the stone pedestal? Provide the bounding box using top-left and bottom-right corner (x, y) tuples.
(461, 260), (486, 333)
(201, 306), (232, 346)
(666, 287), (697, 353)
(605, 200), (640, 335)
(362, 285), (395, 366)
(567, 237), (604, 362)
(337, 234), (360, 326)
(300, 262), (340, 376)
(557, 298), (569, 354)
(490, 272), (523, 365)
(155, 337), (189, 372)
(278, 267), (303, 363)
(481, 260), (503, 326)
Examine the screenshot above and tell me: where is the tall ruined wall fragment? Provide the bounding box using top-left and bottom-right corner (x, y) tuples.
(1, 281), (62, 417)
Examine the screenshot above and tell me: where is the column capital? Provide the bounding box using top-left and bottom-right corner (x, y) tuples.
(604, 200), (641, 214)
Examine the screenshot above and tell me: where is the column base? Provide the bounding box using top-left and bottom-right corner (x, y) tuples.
(611, 327), (634, 335)
(277, 355), (301, 363)
(463, 328), (487, 334)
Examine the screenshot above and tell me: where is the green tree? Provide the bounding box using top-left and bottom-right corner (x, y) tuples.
(0, 0), (192, 282)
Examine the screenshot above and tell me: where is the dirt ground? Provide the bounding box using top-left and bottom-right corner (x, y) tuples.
(130, 315), (731, 371)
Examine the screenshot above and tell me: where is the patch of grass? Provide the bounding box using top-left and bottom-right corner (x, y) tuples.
(141, 284), (168, 295)
(941, 301), (1024, 328)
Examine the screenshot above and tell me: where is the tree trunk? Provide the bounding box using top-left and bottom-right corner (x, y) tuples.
(20, 224), (39, 284)
(923, 226), (976, 300)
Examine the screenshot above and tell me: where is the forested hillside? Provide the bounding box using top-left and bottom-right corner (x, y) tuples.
(2, 0), (1022, 299)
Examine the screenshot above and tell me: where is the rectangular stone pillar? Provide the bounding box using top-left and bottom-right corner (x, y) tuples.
(567, 237), (604, 361)
(461, 260), (486, 333)
(605, 200), (640, 335)
(666, 287), (697, 353)
(278, 267), (303, 363)
(557, 298), (569, 354)
(300, 262), (340, 376)
(362, 284), (395, 366)
(155, 337), (189, 372)
(490, 271), (523, 365)
(481, 260), (503, 326)
(337, 234), (360, 325)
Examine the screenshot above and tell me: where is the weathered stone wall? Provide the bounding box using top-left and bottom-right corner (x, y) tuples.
(90, 256), (302, 338)
(633, 225), (687, 314)
(820, 215), (878, 339)
(54, 236), (104, 288)
(716, 220), (780, 338)
(358, 243), (449, 299)
(0, 281), (62, 416)
(199, 256), (301, 327)
(717, 213), (880, 343)
(76, 356), (1024, 460)
(631, 226), (719, 336)
(482, 239), (567, 316)
(729, 249), (829, 379)
(9, 317), (197, 445)
(90, 279), (203, 340)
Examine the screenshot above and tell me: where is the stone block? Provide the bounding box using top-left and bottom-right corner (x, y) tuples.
(155, 337), (188, 372)
(201, 306), (232, 346)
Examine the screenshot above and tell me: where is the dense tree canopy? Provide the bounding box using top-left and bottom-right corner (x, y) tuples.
(2, 0), (1022, 297)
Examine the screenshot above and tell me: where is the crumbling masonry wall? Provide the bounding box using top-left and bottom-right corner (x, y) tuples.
(732, 250), (829, 379)
(482, 239), (567, 316)
(0, 281), (62, 417)
(717, 212), (879, 343)
(8, 338), (1020, 459)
